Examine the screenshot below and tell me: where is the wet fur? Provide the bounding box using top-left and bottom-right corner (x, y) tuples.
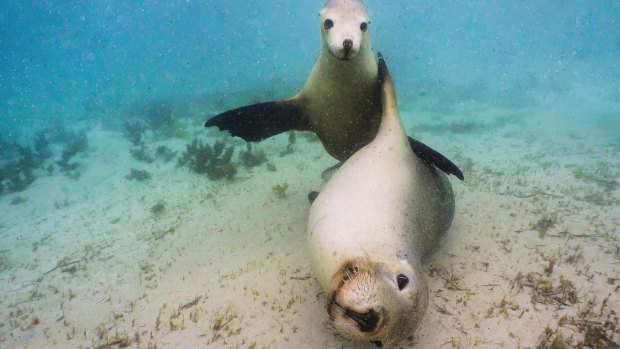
(307, 52), (455, 346)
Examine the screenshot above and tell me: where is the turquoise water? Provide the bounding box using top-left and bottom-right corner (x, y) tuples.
(1, 1), (618, 139)
(1, 1), (619, 348)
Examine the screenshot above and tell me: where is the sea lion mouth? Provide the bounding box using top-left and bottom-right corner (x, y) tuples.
(327, 48), (355, 61)
(345, 306), (380, 332)
(330, 298), (381, 333)
(327, 263), (382, 334)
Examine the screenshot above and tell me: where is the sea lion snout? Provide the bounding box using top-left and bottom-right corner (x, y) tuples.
(343, 39), (353, 53)
(323, 258), (430, 346)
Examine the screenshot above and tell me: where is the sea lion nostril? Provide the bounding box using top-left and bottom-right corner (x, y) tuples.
(343, 39), (353, 52)
(345, 308), (379, 332)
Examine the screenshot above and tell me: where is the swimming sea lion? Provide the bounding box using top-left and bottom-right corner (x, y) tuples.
(205, 0), (463, 180)
(306, 54), (455, 347)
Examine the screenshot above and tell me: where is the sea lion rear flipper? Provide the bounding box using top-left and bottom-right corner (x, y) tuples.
(205, 99), (307, 142)
(408, 137), (464, 180)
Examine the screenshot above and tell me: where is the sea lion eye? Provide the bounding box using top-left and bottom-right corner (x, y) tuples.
(324, 19), (334, 30)
(397, 274), (409, 290)
(360, 22), (368, 32)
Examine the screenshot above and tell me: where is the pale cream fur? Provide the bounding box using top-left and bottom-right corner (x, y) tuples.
(306, 60), (455, 346)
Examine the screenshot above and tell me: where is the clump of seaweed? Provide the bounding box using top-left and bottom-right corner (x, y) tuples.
(1, 144), (38, 193)
(150, 201), (166, 217)
(266, 163), (277, 172)
(443, 272), (465, 291)
(513, 272), (578, 306)
(272, 183), (289, 199)
(56, 130), (88, 180)
(177, 139), (236, 180)
(126, 168), (151, 181)
(0, 128), (91, 195)
(239, 143), (267, 168)
(123, 121), (147, 146)
(130, 145), (155, 163)
(155, 145), (177, 162)
(537, 326), (569, 349)
(531, 214), (557, 238)
(205, 306), (240, 343)
(559, 294), (620, 348)
(10, 196), (27, 205)
(130, 144), (177, 164)
(33, 132), (53, 161)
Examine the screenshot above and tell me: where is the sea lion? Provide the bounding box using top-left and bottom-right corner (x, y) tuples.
(306, 54), (455, 347)
(205, 0), (463, 180)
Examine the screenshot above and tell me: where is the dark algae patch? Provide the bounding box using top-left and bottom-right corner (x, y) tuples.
(177, 139), (236, 180)
(272, 183), (289, 199)
(126, 168), (151, 181)
(239, 143), (267, 168)
(1, 128), (89, 194)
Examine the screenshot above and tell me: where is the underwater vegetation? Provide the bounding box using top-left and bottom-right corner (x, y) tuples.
(1, 128), (88, 195)
(130, 144), (178, 164)
(239, 143), (267, 168)
(123, 121), (147, 146)
(177, 139), (236, 180)
(130, 145), (155, 163)
(55, 130), (88, 180)
(272, 183), (289, 199)
(534, 293), (619, 348)
(126, 168), (152, 181)
(155, 145), (177, 162)
(10, 196), (27, 205)
(150, 200), (166, 217)
(124, 99), (189, 142)
(33, 133), (53, 160)
(0, 144), (37, 193)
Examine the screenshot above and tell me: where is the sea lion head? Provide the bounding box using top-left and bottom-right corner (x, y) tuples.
(319, 0), (371, 61)
(326, 256), (428, 347)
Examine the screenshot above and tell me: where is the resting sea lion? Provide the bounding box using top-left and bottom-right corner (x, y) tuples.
(205, 0), (463, 180)
(306, 54), (455, 347)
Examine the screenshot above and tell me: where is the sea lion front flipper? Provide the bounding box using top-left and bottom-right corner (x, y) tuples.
(376, 53), (464, 181)
(205, 99), (308, 142)
(308, 191), (320, 204)
(408, 137), (465, 181)
(321, 163), (342, 181)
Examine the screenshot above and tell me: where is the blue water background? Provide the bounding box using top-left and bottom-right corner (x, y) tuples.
(1, 0), (619, 141)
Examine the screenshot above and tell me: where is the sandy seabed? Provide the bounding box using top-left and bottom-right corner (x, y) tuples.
(1, 102), (619, 349)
